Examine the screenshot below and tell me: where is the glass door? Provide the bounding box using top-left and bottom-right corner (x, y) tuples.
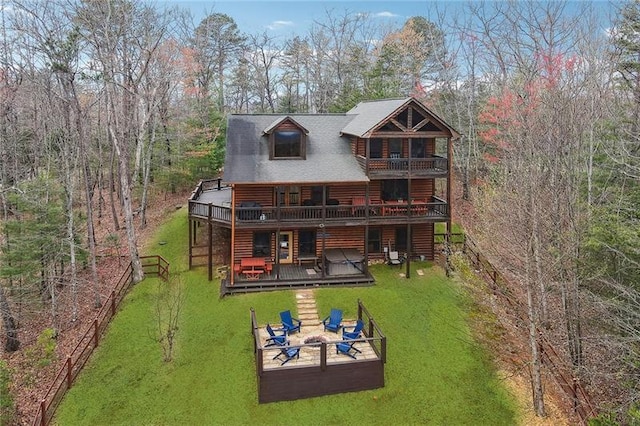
(279, 232), (293, 264)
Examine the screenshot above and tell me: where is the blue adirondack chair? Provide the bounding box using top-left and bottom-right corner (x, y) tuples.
(336, 340), (361, 359)
(273, 344), (301, 365)
(279, 310), (302, 334)
(322, 308), (343, 333)
(342, 319), (364, 340)
(265, 323), (287, 347)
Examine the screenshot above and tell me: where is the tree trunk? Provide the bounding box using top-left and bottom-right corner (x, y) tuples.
(0, 285), (19, 352)
(109, 123), (144, 283)
(527, 278), (546, 417)
(108, 146), (120, 232)
(140, 114), (157, 228)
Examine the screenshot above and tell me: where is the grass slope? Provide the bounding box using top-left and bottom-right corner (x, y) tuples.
(54, 209), (516, 425)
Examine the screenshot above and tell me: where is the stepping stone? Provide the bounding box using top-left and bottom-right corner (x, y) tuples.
(295, 289), (320, 326)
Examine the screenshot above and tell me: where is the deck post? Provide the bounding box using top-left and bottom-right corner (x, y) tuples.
(257, 347), (263, 377)
(381, 336), (387, 363)
(93, 319), (99, 347)
(66, 356), (72, 388)
(406, 223), (411, 279)
(208, 204), (213, 281)
(320, 342), (327, 371)
(40, 400), (46, 426)
(188, 217), (193, 269)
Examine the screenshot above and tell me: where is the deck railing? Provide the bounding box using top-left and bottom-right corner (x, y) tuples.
(193, 196), (449, 225)
(251, 300), (386, 377)
(356, 155), (448, 175)
(32, 255), (169, 426)
(357, 299), (386, 362)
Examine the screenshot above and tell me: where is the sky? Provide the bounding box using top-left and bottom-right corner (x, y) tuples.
(157, 1), (617, 39)
(160, 0), (467, 35)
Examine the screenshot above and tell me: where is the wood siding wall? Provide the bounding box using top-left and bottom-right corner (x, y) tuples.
(234, 184), (368, 207)
(322, 226), (366, 252)
(276, 120), (299, 131)
(367, 180), (434, 201)
(234, 223), (434, 262)
(234, 186), (274, 206)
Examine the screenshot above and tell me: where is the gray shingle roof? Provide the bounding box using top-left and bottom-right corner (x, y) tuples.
(342, 97), (460, 138)
(341, 98), (411, 137)
(223, 114), (369, 184)
(222, 97), (459, 184)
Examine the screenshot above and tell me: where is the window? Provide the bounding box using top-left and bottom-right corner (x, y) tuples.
(389, 139), (402, 158)
(368, 229), (381, 253)
(310, 186), (327, 205)
(369, 139), (382, 158)
(299, 230), (316, 256)
(395, 227), (408, 252)
(381, 180), (408, 201)
(411, 139), (426, 158)
(274, 130), (302, 158)
(275, 186), (300, 206)
(253, 232), (271, 257)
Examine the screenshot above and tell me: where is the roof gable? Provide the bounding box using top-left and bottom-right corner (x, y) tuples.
(263, 116), (309, 135)
(342, 97), (460, 139)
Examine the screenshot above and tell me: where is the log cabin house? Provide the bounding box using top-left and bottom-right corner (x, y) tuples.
(188, 97), (459, 294)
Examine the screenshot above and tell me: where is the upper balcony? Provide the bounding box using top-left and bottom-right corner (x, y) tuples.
(355, 155), (448, 179)
(188, 180), (449, 228)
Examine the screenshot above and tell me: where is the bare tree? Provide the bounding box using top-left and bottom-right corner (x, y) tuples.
(76, 0), (158, 283)
(153, 277), (184, 362)
(246, 32), (282, 113)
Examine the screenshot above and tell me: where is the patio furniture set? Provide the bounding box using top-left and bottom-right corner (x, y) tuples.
(265, 309), (365, 365)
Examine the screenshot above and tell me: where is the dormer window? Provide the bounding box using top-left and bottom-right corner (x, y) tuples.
(274, 130), (302, 158)
(264, 116), (308, 160)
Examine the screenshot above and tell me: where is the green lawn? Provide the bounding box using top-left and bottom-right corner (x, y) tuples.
(54, 209), (516, 425)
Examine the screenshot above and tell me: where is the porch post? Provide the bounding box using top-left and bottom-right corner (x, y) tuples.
(208, 204), (213, 281)
(406, 152), (412, 279)
(363, 183), (369, 275)
(188, 218), (193, 270)
(406, 223), (411, 279)
(230, 185), (236, 286)
(446, 137), (453, 277)
(319, 185), (327, 278)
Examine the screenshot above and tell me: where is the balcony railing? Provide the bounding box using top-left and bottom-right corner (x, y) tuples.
(190, 196), (448, 225)
(356, 155), (448, 176)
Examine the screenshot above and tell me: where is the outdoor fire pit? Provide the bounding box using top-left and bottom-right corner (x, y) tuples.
(303, 335), (328, 346)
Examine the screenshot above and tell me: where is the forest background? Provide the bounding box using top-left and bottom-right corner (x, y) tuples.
(0, 0), (639, 424)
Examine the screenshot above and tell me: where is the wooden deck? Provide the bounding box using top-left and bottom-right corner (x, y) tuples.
(188, 180), (449, 227)
(222, 264), (374, 295)
(251, 302), (386, 403)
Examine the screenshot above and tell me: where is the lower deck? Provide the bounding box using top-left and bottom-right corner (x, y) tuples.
(222, 264), (375, 295)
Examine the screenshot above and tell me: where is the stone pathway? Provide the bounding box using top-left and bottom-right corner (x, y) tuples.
(295, 289), (320, 326)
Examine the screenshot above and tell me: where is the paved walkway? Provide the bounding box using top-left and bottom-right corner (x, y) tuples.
(295, 289), (320, 326)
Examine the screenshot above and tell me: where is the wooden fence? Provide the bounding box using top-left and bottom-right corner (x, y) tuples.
(31, 255), (169, 426)
(461, 237), (596, 424)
